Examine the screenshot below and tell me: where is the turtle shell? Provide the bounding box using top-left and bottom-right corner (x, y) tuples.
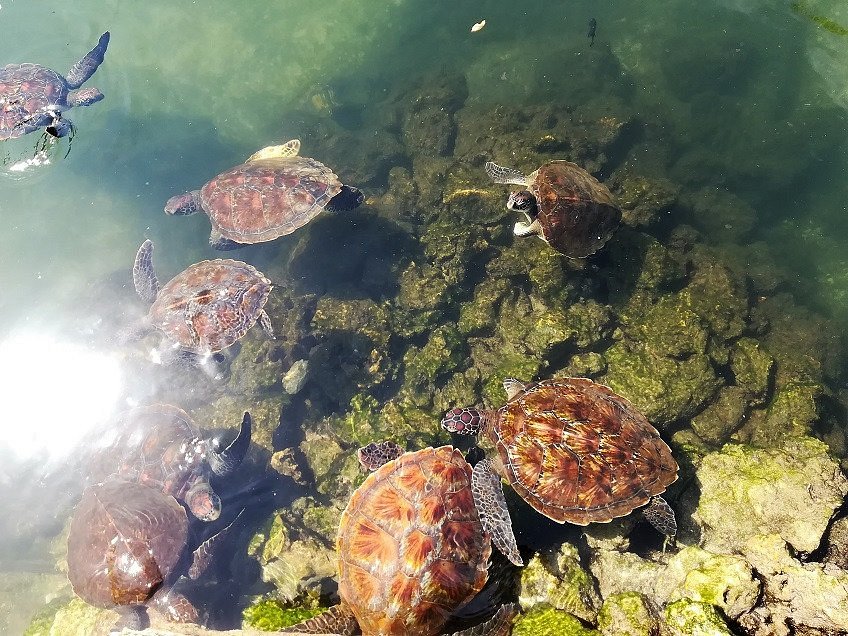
(337, 446), (491, 635)
(67, 480), (188, 610)
(87, 404), (210, 506)
(493, 378), (677, 525)
(528, 160), (621, 257)
(149, 258), (271, 354)
(0, 64), (68, 140)
(200, 156), (342, 244)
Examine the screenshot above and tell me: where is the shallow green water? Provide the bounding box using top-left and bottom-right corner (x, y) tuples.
(2, 0), (848, 633)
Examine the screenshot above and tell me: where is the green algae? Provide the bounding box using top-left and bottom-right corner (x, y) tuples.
(663, 599), (733, 636)
(243, 598), (327, 631)
(512, 605), (600, 636)
(729, 337), (774, 404)
(596, 592), (656, 636)
(519, 544), (600, 623)
(791, 1), (848, 35)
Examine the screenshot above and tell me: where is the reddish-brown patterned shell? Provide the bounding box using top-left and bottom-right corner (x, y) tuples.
(67, 480), (188, 610)
(337, 446), (491, 636)
(200, 156), (341, 243)
(493, 378), (677, 525)
(0, 64), (68, 140)
(149, 259), (271, 354)
(529, 161), (621, 258)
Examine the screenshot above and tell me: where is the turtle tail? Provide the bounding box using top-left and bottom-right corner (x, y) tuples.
(326, 185), (364, 212)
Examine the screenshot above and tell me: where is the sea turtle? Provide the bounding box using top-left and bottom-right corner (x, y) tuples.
(0, 32), (109, 140)
(87, 405), (252, 522)
(288, 443), (520, 636)
(67, 480), (238, 629)
(485, 159), (621, 257)
(441, 377), (679, 538)
(164, 139), (364, 250)
(130, 239), (274, 359)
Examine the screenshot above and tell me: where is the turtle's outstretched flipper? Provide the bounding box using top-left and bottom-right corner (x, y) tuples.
(209, 412), (252, 477)
(357, 440), (404, 471)
(643, 495), (677, 540)
(502, 378), (527, 400)
(132, 239), (159, 304)
(449, 603), (519, 636)
(286, 603), (358, 635)
(485, 161), (527, 186)
(188, 509), (244, 578)
(66, 32), (110, 89)
(472, 459), (523, 566)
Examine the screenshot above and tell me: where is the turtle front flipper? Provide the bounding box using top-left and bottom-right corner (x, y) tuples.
(642, 496), (677, 540)
(188, 509), (244, 578)
(247, 138), (301, 162)
(209, 227), (243, 251)
(448, 603), (519, 636)
(472, 459), (523, 566)
(357, 440), (404, 471)
(286, 603), (359, 635)
(259, 310), (275, 339)
(513, 217), (543, 238)
(485, 161), (528, 186)
(209, 412), (252, 477)
(65, 31), (110, 89)
(133, 239), (160, 304)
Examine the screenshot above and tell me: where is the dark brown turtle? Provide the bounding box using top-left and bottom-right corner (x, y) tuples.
(67, 480), (238, 630)
(164, 139), (364, 250)
(87, 405), (252, 522)
(131, 239), (274, 360)
(289, 443), (520, 636)
(442, 377), (678, 538)
(485, 159), (621, 257)
(0, 32), (109, 140)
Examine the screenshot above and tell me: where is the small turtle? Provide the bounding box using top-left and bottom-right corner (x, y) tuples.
(87, 405), (252, 522)
(442, 377), (679, 538)
(67, 480), (239, 630)
(485, 159), (621, 257)
(130, 239), (274, 359)
(0, 32), (109, 140)
(289, 443), (521, 636)
(164, 139), (364, 250)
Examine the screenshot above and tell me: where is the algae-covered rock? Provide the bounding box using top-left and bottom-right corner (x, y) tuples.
(683, 186), (758, 244)
(756, 381), (823, 444)
(394, 262), (451, 337)
(612, 168), (679, 228)
(192, 393), (284, 454)
(694, 437), (848, 554)
(663, 599), (734, 636)
(525, 301), (612, 357)
(242, 598), (326, 631)
(564, 352), (607, 378)
(596, 592), (657, 636)
(729, 337), (774, 404)
(458, 277), (511, 335)
(512, 605), (600, 636)
(690, 385), (747, 445)
(605, 230), (687, 309)
(518, 543), (601, 623)
(312, 297), (393, 350)
(824, 515), (848, 569)
(298, 429), (362, 497)
(741, 533), (848, 635)
(400, 325), (466, 407)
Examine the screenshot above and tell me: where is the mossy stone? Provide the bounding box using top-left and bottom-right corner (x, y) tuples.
(729, 337), (774, 403)
(760, 382), (822, 443)
(458, 277), (511, 336)
(242, 598), (326, 631)
(690, 386), (747, 445)
(663, 599), (733, 636)
(192, 393), (284, 453)
(312, 297), (393, 350)
(613, 169), (679, 228)
(513, 605), (600, 636)
(564, 352), (607, 377)
(394, 262), (451, 337)
(677, 257), (747, 343)
(402, 325), (466, 399)
(596, 592), (657, 636)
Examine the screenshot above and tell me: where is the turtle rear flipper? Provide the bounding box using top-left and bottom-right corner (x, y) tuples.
(472, 459), (523, 566)
(643, 495), (677, 539)
(449, 603), (519, 636)
(209, 228), (243, 251)
(485, 161), (527, 186)
(66, 32), (110, 89)
(133, 239), (159, 304)
(112, 605), (149, 632)
(150, 581), (199, 623)
(209, 412), (252, 477)
(287, 603), (358, 635)
(67, 87), (104, 108)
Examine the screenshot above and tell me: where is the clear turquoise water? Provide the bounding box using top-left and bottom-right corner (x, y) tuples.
(2, 0), (848, 632)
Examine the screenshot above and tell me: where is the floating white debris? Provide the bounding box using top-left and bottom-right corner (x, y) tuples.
(471, 19), (486, 33)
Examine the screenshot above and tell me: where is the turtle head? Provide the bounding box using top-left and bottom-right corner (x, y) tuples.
(507, 190), (538, 218)
(185, 481), (221, 522)
(46, 115), (73, 138)
(326, 185), (364, 212)
(441, 407), (485, 436)
(165, 190), (202, 216)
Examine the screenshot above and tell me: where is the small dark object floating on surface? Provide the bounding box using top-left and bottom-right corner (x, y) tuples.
(588, 18), (597, 47)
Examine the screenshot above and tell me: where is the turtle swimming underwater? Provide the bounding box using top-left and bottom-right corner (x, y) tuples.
(130, 239), (274, 360)
(288, 443), (520, 636)
(164, 139), (364, 250)
(87, 405), (252, 522)
(0, 32), (109, 140)
(67, 480), (239, 630)
(485, 159), (621, 258)
(442, 377), (679, 538)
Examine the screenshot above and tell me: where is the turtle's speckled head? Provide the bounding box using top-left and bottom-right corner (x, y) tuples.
(507, 190), (537, 217)
(441, 407), (483, 436)
(186, 481), (221, 522)
(46, 116), (72, 138)
(165, 190), (202, 216)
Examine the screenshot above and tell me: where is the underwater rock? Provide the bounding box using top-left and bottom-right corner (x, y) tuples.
(677, 252), (748, 345)
(227, 336), (284, 396)
(729, 337), (774, 405)
(596, 592), (658, 636)
(282, 359), (309, 395)
(740, 533), (848, 635)
(694, 437), (848, 554)
(458, 277), (512, 336)
(192, 393), (284, 454)
(662, 599), (734, 636)
(690, 386), (747, 445)
(512, 605), (600, 636)
(564, 352), (608, 378)
(824, 515), (848, 570)
(298, 429), (362, 498)
(312, 297), (392, 351)
(394, 262), (451, 338)
(241, 598), (326, 632)
(400, 71), (467, 157)
(682, 186), (758, 244)
(518, 543), (601, 623)
(269, 448), (307, 485)
(611, 167), (680, 228)
(420, 221), (488, 287)
(400, 324), (466, 408)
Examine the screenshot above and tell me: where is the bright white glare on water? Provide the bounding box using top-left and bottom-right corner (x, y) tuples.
(0, 331), (123, 464)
